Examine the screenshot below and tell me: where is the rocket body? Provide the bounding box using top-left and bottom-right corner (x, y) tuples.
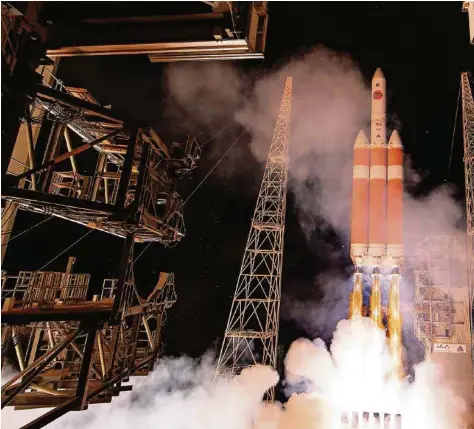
(349, 69), (404, 377)
(350, 131), (370, 264)
(349, 68), (404, 267)
(387, 130), (404, 262)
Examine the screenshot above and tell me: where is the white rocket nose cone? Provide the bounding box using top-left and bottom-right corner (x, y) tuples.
(388, 130), (403, 148)
(354, 130), (369, 148)
(373, 68), (385, 80)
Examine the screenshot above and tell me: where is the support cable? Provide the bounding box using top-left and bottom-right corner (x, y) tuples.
(134, 68), (262, 263)
(446, 85), (461, 181)
(199, 120), (234, 149)
(1, 216), (52, 247)
(38, 229), (93, 271)
(133, 127), (247, 263)
(183, 127), (248, 206)
(133, 242), (152, 264)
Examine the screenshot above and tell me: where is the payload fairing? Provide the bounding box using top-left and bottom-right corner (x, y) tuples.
(349, 68), (404, 377)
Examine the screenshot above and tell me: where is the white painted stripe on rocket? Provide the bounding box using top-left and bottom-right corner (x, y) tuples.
(387, 245), (404, 257)
(370, 165), (386, 180)
(351, 244), (368, 254)
(353, 165), (369, 179)
(387, 165), (403, 180)
(368, 244), (386, 257)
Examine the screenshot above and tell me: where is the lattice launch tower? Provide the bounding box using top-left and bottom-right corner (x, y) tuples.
(215, 77), (292, 400)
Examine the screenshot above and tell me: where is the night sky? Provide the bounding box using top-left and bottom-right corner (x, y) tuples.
(3, 2), (473, 371)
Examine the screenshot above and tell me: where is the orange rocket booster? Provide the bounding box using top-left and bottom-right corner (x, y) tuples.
(387, 130), (404, 263)
(350, 130), (370, 265)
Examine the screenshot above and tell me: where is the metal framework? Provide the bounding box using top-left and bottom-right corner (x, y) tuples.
(215, 77), (292, 400)
(1, 250), (176, 428)
(2, 72), (200, 245)
(42, 2), (268, 62)
(412, 235), (464, 350)
(462, 72), (474, 307)
(461, 72), (474, 377)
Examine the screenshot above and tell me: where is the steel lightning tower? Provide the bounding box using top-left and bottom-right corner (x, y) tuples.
(461, 72), (474, 383)
(215, 77), (292, 400)
(462, 72), (474, 307)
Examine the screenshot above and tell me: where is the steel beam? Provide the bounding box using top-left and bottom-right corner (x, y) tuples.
(2, 187), (114, 216)
(115, 128), (139, 211)
(75, 325), (98, 409)
(2, 301), (113, 324)
(63, 128), (78, 172)
(15, 130), (121, 184)
(39, 123), (65, 193)
(77, 13), (225, 25)
(1, 38), (45, 183)
(35, 84), (142, 127)
(20, 397), (80, 429)
(24, 118), (37, 190)
(130, 141), (149, 221)
(2, 328), (81, 408)
(46, 39), (253, 58)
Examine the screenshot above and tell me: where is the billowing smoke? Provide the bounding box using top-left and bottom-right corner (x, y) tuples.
(239, 48), (370, 237)
(3, 319), (467, 429)
(283, 317), (468, 429)
(2, 355), (278, 429)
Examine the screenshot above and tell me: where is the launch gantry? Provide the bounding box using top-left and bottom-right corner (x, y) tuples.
(215, 77), (292, 401)
(1, 256), (176, 423)
(2, 71), (200, 244)
(1, 23), (200, 429)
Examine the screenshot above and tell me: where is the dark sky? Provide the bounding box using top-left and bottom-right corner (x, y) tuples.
(4, 2), (473, 368)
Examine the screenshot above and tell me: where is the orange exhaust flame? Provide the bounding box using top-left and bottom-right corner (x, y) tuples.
(388, 273), (403, 379)
(349, 272), (363, 319)
(369, 272), (383, 329)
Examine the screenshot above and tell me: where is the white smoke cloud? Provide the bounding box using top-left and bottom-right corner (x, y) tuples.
(2, 354), (278, 429)
(242, 49), (370, 238)
(165, 62), (247, 134)
(3, 319), (467, 429)
(282, 272), (352, 341)
(282, 317), (468, 429)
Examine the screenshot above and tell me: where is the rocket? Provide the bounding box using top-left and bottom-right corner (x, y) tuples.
(348, 68), (404, 377)
(349, 68), (404, 267)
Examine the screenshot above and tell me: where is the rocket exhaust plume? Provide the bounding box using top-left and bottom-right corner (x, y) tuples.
(370, 270), (383, 330)
(349, 68), (404, 382)
(388, 271), (403, 379)
(349, 270), (363, 318)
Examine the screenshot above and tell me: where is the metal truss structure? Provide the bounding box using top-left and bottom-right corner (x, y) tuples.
(215, 77), (292, 400)
(1, 2), (269, 64)
(1, 246), (176, 428)
(461, 72), (474, 377)
(462, 72), (474, 308)
(412, 234), (473, 402)
(2, 71), (200, 245)
(1, 12), (194, 427)
(412, 236), (462, 350)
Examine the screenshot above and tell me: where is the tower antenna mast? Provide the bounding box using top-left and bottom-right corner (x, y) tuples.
(461, 72), (474, 343)
(215, 77), (292, 400)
